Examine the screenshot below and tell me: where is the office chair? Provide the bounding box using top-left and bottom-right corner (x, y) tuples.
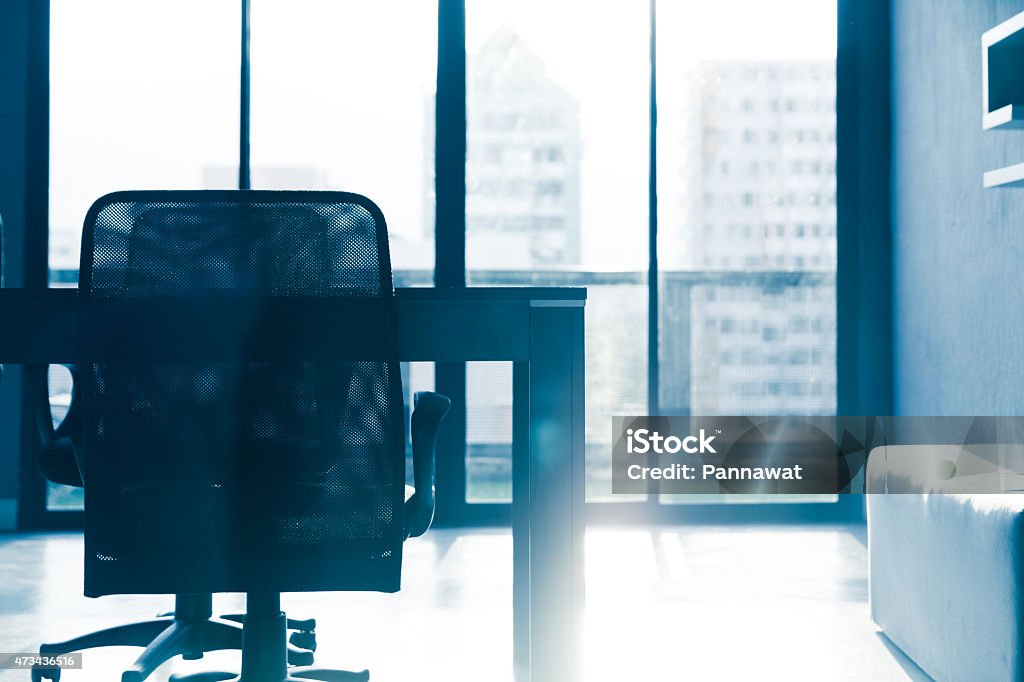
(32, 190), (450, 682)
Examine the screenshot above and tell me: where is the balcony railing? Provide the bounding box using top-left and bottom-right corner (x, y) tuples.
(44, 266), (836, 505)
(51, 266), (835, 288)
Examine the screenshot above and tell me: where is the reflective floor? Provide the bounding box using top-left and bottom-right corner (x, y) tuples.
(0, 525), (929, 681)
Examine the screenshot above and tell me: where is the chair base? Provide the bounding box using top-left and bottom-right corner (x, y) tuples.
(31, 594), (315, 682)
(166, 593), (366, 682)
(168, 668), (369, 682)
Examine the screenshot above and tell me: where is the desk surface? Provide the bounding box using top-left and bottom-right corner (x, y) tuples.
(0, 287), (586, 364)
(394, 286), (586, 301)
(0, 286), (587, 301)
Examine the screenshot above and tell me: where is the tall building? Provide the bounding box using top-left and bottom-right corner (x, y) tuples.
(458, 26), (582, 269)
(661, 60), (838, 416)
(424, 28), (584, 499)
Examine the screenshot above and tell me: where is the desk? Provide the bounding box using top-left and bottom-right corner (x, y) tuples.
(0, 286), (586, 682)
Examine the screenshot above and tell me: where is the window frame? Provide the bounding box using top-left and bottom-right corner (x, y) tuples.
(16, 0), (890, 530)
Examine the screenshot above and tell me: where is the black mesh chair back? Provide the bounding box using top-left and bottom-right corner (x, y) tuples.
(78, 191), (405, 597)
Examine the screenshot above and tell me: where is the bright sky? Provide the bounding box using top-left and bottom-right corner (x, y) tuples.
(49, 0), (835, 270)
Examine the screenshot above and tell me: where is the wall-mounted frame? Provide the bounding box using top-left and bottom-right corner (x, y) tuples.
(983, 11), (1024, 130)
(983, 10), (1024, 187)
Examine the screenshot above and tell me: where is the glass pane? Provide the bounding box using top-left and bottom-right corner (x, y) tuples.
(466, 363), (512, 503)
(656, 0), (838, 504)
(465, 1), (649, 502)
(250, 0), (438, 273)
(49, 0), (239, 282)
(581, 281), (648, 500)
(403, 363), (436, 490)
(47, 0), (239, 511)
(45, 366), (82, 510)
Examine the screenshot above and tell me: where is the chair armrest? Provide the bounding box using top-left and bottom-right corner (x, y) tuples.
(27, 364), (85, 487)
(404, 391), (451, 538)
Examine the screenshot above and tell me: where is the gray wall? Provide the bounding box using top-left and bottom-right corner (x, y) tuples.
(0, 0), (29, 524)
(893, 0), (1024, 414)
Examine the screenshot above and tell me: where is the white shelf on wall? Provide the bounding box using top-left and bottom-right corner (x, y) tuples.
(983, 161), (1024, 188)
(983, 10), (1024, 129)
(984, 103), (1024, 130)
(983, 11), (1024, 183)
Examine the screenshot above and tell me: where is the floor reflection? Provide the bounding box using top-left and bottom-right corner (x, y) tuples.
(0, 525), (928, 681)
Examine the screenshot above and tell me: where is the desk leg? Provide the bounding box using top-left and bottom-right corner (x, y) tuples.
(513, 304), (585, 682)
(512, 360), (531, 679)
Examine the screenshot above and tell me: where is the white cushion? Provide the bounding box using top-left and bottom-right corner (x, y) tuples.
(868, 445), (1024, 682)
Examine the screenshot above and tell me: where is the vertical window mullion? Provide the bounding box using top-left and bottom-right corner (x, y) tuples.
(239, 0), (251, 190)
(433, 0), (469, 522)
(647, 0), (661, 508)
(435, 0), (467, 288)
(648, 0), (659, 417)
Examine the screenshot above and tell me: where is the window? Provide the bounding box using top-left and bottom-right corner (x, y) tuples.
(465, 0), (648, 502)
(250, 0), (437, 273)
(657, 0), (837, 503)
(49, 0), (238, 281)
(246, 0), (439, 496)
(39, 0), (842, 522)
(47, 0), (240, 510)
(45, 0), (437, 512)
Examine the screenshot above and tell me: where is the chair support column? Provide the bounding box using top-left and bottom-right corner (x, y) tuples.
(175, 593), (214, 622)
(240, 593), (287, 682)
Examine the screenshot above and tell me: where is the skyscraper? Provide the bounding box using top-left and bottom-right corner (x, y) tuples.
(462, 26), (583, 269)
(661, 60), (837, 415)
(425, 27), (585, 499)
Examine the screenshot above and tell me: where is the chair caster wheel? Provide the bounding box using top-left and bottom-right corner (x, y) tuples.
(288, 626), (315, 647)
(31, 666), (60, 681)
(289, 630), (317, 651)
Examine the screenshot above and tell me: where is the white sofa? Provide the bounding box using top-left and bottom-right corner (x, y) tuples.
(867, 445), (1024, 682)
